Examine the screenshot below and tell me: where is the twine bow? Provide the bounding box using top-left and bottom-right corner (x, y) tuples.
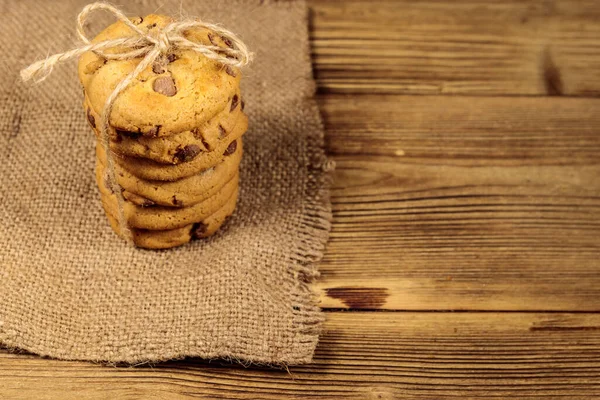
(20, 2), (252, 245)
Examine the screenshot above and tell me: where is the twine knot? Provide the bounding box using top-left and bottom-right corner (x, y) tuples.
(155, 32), (171, 54)
(19, 2), (252, 245)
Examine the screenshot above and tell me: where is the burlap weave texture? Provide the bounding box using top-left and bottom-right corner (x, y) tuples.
(0, 0), (331, 364)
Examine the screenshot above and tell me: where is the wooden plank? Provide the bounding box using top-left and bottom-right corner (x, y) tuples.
(309, 0), (600, 95)
(321, 94), (600, 164)
(316, 94), (600, 311)
(1, 312), (600, 399)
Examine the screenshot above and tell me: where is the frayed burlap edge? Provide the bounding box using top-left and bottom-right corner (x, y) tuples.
(285, 99), (334, 365)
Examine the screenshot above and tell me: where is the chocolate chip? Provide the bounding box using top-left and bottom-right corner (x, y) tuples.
(142, 198), (156, 207)
(153, 76), (177, 96)
(116, 129), (141, 140)
(174, 144), (202, 163)
(147, 23), (157, 29)
(172, 195), (183, 207)
(225, 65), (236, 77)
(86, 108), (96, 129)
(152, 62), (165, 74)
(218, 124), (227, 138)
(201, 138), (212, 151)
(208, 33), (218, 46)
(230, 94), (239, 112)
(153, 53), (177, 74)
(241, 99), (245, 111)
(191, 222), (208, 239)
(223, 140), (237, 156)
(147, 125), (161, 137)
(221, 35), (234, 48)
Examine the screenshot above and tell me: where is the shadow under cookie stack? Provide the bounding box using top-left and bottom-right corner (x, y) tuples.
(78, 14), (247, 249)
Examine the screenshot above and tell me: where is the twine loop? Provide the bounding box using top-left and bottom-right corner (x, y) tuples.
(20, 2), (252, 245)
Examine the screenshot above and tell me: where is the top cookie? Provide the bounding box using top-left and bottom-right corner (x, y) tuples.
(78, 14), (241, 137)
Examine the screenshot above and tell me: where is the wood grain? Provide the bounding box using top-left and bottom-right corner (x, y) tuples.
(309, 0), (600, 95)
(316, 94), (600, 311)
(2, 312), (600, 399)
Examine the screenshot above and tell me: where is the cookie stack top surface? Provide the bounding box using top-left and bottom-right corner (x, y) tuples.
(77, 14), (241, 136)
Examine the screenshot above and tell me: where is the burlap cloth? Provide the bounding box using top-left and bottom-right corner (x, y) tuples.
(0, 0), (332, 365)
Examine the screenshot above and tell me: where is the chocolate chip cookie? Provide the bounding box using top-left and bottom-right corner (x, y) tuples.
(78, 14), (241, 136)
(96, 139), (243, 207)
(84, 92), (245, 164)
(104, 186), (238, 249)
(112, 112), (247, 181)
(99, 173), (239, 230)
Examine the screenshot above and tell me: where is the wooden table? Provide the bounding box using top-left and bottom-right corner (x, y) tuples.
(2, 1), (600, 398)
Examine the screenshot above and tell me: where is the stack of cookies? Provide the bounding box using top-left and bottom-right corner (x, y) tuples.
(77, 14), (247, 249)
